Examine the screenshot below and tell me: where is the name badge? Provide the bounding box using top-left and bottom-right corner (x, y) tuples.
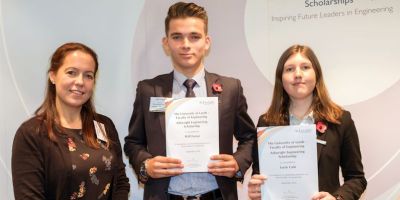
(317, 139), (327, 145)
(94, 120), (108, 142)
(149, 97), (173, 112)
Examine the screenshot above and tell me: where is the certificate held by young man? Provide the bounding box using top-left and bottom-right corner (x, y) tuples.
(257, 125), (318, 200)
(165, 97), (219, 172)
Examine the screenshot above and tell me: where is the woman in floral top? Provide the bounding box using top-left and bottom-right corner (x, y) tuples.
(12, 42), (130, 199)
(248, 45), (366, 200)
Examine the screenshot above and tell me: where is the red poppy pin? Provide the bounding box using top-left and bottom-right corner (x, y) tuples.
(316, 121), (327, 134)
(212, 83), (223, 93)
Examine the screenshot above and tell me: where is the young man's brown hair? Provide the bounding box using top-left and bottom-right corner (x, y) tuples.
(164, 2), (208, 35)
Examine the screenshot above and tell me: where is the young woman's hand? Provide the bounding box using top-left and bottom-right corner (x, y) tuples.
(248, 174), (267, 200)
(311, 191), (336, 200)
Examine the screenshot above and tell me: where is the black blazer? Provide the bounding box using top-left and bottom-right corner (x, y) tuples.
(253, 111), (367, 199)
(12, 115), (130, 200)
(124, 71), (256, 200)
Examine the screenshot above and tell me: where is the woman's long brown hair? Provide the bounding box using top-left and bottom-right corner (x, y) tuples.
(264, 45), (343, 125)
(35, 42), (104, 149)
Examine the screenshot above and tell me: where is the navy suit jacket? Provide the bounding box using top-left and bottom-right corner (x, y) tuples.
(253, 111), (367, 199)
(124, 71), (256, 200)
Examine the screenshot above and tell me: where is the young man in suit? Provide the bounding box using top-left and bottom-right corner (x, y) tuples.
(124, 2), (256, 199)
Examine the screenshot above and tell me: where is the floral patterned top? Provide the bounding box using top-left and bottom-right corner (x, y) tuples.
(12, 115), (129, 200)
(65, 129), (114, 200)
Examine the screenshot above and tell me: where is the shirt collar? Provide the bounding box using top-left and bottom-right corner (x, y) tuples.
(173, 67), (205, 88)
(289, 111), (315, 125)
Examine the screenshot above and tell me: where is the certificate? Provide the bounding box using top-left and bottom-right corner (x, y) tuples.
(166, 97), (219, 172)
(257, 125), (318, 200)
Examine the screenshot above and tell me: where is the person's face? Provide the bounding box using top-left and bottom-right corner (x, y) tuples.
(163, 17), (210, 75)
(49, 50), (96, 111)
(282, 53), (316, 102)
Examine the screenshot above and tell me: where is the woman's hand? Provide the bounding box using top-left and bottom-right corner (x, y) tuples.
(311, 191), (335, 200)
(248, 174), (267, 200)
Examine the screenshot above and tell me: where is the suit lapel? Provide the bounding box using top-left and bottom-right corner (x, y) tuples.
(205, 71), (218, 97)
(205, 71), (222, 152)
(205, 71), (222, 119)
(283, 116), (326, 163)
(156, 72), (174, 136)
(316, 125), (328, 162)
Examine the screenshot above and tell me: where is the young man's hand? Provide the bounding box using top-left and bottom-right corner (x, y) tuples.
(208, 154), (239, 177)
(146, 156), (183, 178)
